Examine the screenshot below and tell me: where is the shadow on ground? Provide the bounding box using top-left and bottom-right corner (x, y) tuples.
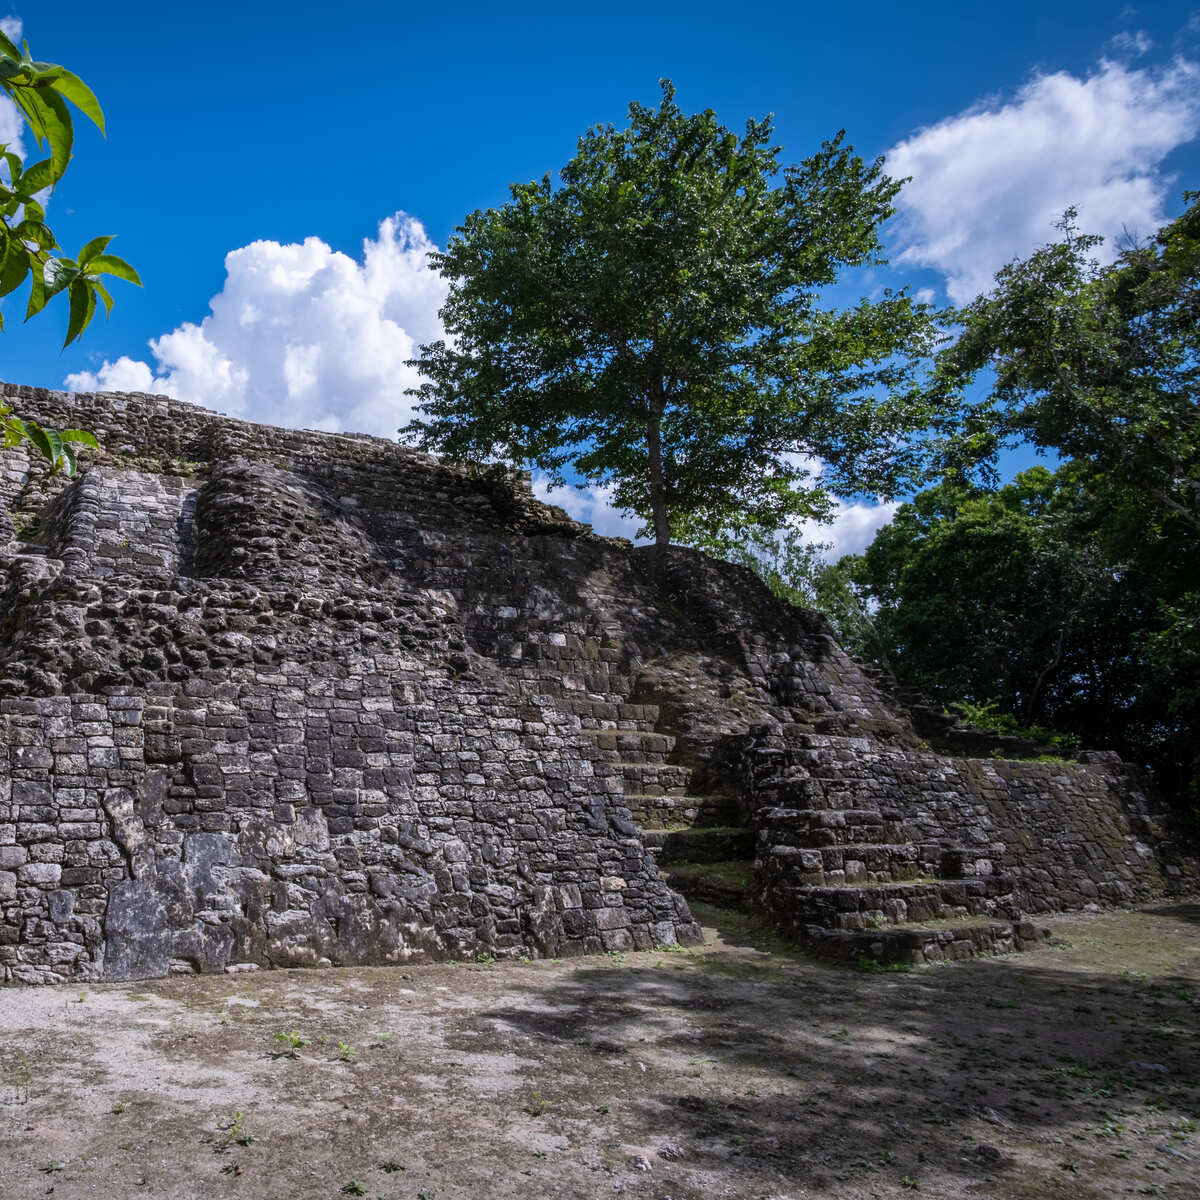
(0, 902), (1197, 1200)
(467, 902), (1200, 1197)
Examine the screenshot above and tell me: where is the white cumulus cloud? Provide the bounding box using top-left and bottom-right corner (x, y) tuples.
(531, 476), (648, 541)
(1110, 30), (1153, 56)
(798, 500), (902, 561)
(66, 214), (448, 438)
(533, 474), (898, 560)
(887, 55), (1200, 302)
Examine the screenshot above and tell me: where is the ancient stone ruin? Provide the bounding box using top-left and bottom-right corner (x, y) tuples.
(0, 383), (1192, 985)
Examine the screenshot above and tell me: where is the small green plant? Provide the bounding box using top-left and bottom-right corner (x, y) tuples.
(854, 954), (911, 974)
(900, 1175), (920, 1190)
(110, 1098), (129, 1114)
(950, 699), (1080, 752)
(10, 1050), (34, 1103)
(40, 1161), (65, 1175)
(377, 1160), (404, 1173)
(215, 1110), (254, 1149)
(525, 1089), (549, 1116)
(272, 1030), (309, 1057)
(340, 1182), (368, 1197)
(473, 951), (495, 965)
(336, 1041), (357, 1062)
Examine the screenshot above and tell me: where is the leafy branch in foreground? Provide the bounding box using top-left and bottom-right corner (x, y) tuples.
(0, 29), (141, 346)
(0, 30), (140, 476)
(0, 415), (98, 475)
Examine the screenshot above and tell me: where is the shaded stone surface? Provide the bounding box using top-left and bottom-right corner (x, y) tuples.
(0, 382), (1193, 984)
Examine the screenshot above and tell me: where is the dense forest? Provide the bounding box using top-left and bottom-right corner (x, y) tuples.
(784, 198), (1199, 825)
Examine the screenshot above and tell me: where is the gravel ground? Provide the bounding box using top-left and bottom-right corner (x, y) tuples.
(1, 901), (1198, 1200)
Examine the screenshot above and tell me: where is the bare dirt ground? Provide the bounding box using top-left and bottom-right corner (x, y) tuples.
(1, 902), (1198, 1200)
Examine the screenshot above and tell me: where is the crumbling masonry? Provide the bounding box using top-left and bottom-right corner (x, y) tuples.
(0, 383), (1192, 984)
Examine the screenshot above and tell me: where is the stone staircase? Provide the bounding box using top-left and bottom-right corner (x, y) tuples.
(460, 591), (736, 828)
(751, 748), (1047, 966)
(467, 599), (764, 913)
(397, 541), (1049, 969)
(641, 826), (757, 909)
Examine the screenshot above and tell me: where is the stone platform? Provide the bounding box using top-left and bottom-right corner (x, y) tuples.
(0, 382), (1192, 983)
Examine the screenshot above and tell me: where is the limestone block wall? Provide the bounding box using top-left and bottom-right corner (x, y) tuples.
(1, 382), (1193, 983)
(0, 666), (696, 985)
(748, 730), (1189, 921)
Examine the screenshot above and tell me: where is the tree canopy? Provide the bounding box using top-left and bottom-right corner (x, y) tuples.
(817, 199), (1200, 823)
(846, 461), (1198, 821)
(0, 30), (137, 473)
(404, 80), (939, 548)
(934, 196), (1199, 533)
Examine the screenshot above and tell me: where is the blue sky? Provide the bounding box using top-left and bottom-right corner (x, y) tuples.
(3, 2), (1199, 552)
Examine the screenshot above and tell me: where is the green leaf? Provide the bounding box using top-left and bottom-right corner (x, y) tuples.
(65, 277), (96, 345)
(77, 234), (113, 265)
(14, 418), (55, 463)
(91, 278), (115, 317)
(18, 155), (57, 194)
(60, 429), (100, 448)
(49, 68), (104, 134)
(42, 424), (64, 468)
(25, 260), (47, 318)
(58, 439), (78, 476)
(0, 242), (29, 296)
(17, 192), (47, 223)
(86, 253), (141, 285)
(0, 28), (20, 60)
(13, 86), (72, 180)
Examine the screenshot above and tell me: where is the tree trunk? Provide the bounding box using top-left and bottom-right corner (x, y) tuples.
(646, 402), (670, 548)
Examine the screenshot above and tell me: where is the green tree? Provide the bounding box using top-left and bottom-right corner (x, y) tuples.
(851, 467), (1122, 724)
(1, 30), (139, 473)
(934, 198), (1199, 532)
(404, 81), (939, 549)
(913, 197), (1200, 818)
(850, 463), (1199, 820)
(731, 529), (890, 664)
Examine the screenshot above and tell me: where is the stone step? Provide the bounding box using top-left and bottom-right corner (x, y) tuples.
(761, 841), (927, 887)
(566, 698), (662, 725)
(623, 793), (736, 828)
(580, 728), (676, 756)
(798, 917), (1049, 967)
(642, 826), (755, 865)
(758, 806), (921, 846)
(769, 876), (1019, 931)
(662, 860), (754, 910)
(754, 777), (895, 811)
(603, 762), (692, 793)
